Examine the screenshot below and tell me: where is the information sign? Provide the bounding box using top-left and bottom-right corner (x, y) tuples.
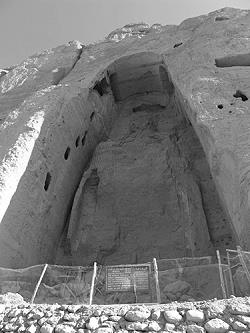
(106, 264), (151, 292)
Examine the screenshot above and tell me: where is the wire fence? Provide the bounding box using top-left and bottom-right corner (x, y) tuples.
(0, 265), (45, 303)
(0, 251), (247, 304)
(156, 256), (213, 271)
(158, 263), (228, 303)
(34, 264), (93, 304)
(224, 247), (250, 297)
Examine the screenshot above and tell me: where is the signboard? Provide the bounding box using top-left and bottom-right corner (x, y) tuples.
(106, 264), (151, 292)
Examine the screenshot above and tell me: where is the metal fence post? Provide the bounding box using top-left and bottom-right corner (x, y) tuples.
(237, 245), (250, 286)
(31, 263), (48, 304)
(153, 258), (161, 304)
(89, 262), (97, 305)
(216, 250), (227, 298)
(226, 249), (235, 295)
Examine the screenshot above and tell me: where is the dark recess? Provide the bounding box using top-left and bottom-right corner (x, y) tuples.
(215, 16), (230, 21)
(82, 131), (87, 146)
(233, 90), (248, 101)
(44, 172), (51, 191)
(217, 104), (223, 109)
(174, 42), (183, 48)
(215, 53), (250, 67)
(93, 77), (109, 96)
(64, 147), (70, 160)
(75, 136), (80, 147)
(90, 112), (95, 121)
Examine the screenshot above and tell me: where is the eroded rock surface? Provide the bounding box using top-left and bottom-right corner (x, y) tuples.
(0, 41), (82, 124)
(64, 96), (232, 265)
(0, 7), (249, 268)
(107, 23), (163, 42)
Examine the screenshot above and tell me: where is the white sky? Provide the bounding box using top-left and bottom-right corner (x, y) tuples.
(0, 0), (249, 67)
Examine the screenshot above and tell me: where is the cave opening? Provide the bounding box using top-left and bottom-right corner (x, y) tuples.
(233, 90), (248, 101)
(93, 77), (110, 96)
(215, 53), (250, 67)
(64, 147), (71, 160)
(55, 52), (236, 268)
(44, 172), (51, 192)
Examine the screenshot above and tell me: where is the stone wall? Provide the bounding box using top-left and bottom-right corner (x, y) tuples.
(2, 294), (250, 333)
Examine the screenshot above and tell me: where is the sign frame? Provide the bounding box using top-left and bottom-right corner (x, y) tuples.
(105, 263), (151, 293)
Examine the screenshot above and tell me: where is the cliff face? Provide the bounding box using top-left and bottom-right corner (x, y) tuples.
(0, 7), (249, 267)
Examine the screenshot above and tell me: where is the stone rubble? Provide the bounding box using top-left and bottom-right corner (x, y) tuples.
(204, 319), (230, 333)
(186, 309), (205, 323)
(0, 297), (250, 333)
(163, 310), (183, 324)
(187, 324), (205, 333)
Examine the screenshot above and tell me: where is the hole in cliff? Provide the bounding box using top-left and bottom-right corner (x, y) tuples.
(173, 42), (183, 48)
(52, 52), (236, 274)
(64, 147), (70, 160)
(215, 16), (230, 21)
(44, 172), (51, 191)
(93, 77), (109, 96)
(82, 131), (87, 146)
(233, 90), (248, 101)
(56, 54), (236, 275)
(215, 53), (250, 67)
(75, 136), (80, 147)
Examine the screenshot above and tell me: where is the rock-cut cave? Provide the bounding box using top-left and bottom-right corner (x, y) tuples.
(1, 5), (250, 319)
(51, 52), (236, 267)
(0, 48), (239, 269)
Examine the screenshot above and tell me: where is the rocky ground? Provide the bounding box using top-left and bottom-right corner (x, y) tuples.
(2, 293), (250, 333)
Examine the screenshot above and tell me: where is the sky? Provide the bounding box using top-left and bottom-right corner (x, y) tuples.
(0, 0), (250, 68)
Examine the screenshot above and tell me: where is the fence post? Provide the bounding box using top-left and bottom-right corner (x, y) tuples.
(132, 273), (138, 303)
(237, 245), (250, 286)
(216, 250), (227, 298)
(226, 249), (235, 295)
(89, 262), (97, 305)
(153, 258), (161, 304)
(31, 263), (48, 304)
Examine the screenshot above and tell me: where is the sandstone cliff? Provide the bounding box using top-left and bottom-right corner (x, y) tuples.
(0, 7), (249, 267)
